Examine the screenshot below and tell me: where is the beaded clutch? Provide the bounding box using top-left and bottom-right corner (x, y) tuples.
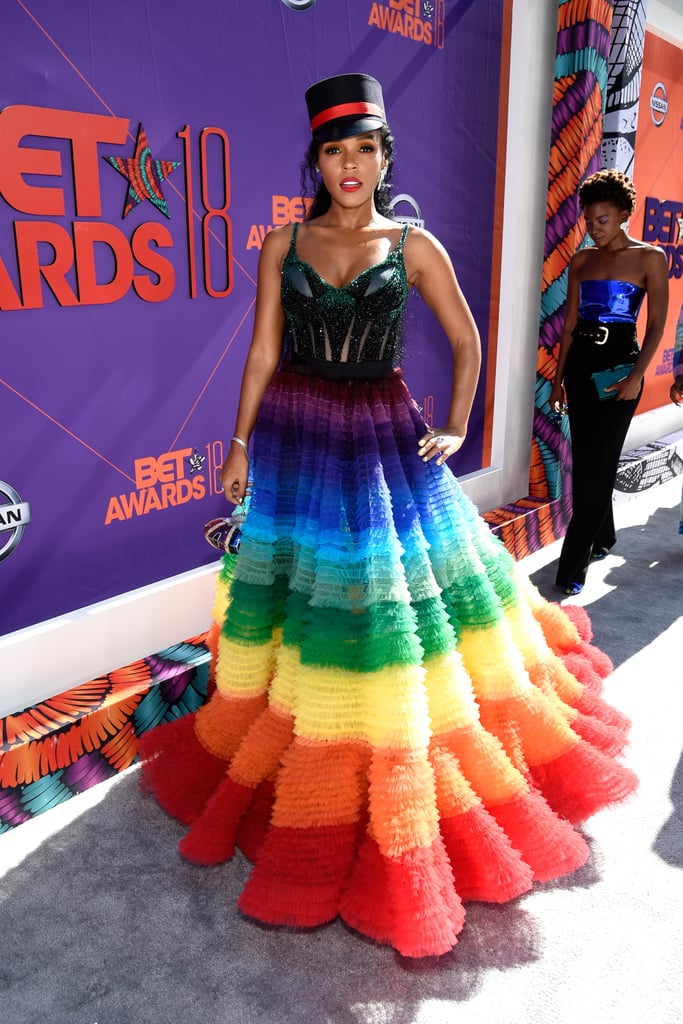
(203, 515), (243, 554)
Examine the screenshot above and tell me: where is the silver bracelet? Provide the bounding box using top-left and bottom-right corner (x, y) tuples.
(230, 435), (250, 460)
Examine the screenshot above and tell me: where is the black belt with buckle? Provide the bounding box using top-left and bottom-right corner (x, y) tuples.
(572, 318), (636, 346)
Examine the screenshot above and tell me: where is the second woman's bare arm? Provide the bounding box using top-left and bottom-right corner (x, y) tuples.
(610, 246), (669, 401)
(550, 251), (583, 412)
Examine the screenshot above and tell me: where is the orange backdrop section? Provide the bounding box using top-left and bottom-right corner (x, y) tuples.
(632, 27), (683, 412)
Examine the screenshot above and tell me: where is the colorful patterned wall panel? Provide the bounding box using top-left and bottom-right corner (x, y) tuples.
(614, 430), (683, 498)
(483, 496), (568, 561)
(602, 0), (649, 174)
(487, 1), (649, 562)
(534, 0), (615, 510)
(0, 636), (211, 831)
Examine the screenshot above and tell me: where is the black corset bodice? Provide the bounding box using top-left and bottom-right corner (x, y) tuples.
(281, 223), (409, 368)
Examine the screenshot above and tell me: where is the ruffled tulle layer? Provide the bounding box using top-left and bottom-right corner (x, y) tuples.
(140, 370), (636, 958)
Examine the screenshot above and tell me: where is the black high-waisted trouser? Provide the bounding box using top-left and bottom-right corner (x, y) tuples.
(555, 318), (641, 589)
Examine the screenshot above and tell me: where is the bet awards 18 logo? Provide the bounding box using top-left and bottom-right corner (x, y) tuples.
(0, 481), (31, 562)
(0, 105), (233, 311)
(369, 1), (445, 47)
(104, 441), (231, 525)
(642, 195), (683, 279)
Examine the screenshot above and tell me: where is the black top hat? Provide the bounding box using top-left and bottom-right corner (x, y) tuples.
(305, 74), (386, 142)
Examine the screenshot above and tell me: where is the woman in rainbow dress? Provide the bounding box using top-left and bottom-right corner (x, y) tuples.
(141, 74), (638, 958)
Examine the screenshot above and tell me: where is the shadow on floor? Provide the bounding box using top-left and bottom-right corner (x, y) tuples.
(654, 745), (683, 869)
(531, 503), (683, 669)
(0, 769), (569, 1024)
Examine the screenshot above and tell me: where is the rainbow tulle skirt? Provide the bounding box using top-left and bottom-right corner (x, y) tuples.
(140, 368), (636, 957)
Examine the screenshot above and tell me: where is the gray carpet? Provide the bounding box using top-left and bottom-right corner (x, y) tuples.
(1, 479), (681, 1024)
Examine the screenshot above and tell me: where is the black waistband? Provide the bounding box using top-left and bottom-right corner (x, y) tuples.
(287, 355), (395, 380)
(572, 318), (637, 344)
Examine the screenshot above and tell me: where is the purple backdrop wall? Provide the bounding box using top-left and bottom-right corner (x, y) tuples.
(1, 0), (505, 635)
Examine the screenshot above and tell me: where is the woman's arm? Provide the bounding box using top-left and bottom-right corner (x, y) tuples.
(220, 226), (289, 504)
(549, 253), (582, 411)
(671, 332), (683, 405)
(611, 246), (669, 401)
(405, 229), (481, 464)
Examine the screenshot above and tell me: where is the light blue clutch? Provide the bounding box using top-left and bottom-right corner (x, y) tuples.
(591, 363), (634, 400)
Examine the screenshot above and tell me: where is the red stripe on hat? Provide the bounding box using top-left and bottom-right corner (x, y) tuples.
(310, 101), (383, 132)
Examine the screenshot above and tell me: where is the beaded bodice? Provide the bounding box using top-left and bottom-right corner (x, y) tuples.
(578, 279), (645, 323)
(281, 223), (409, 365)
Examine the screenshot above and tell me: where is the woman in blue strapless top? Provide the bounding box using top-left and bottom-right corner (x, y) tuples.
(550, 170), (669, 595)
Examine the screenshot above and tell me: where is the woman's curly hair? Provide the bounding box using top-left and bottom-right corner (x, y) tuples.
(300, 125), (396, 220)
(578, 169), (637, 215)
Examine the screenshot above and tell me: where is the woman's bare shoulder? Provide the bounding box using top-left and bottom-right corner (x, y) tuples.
(569, 247), (594, 269)
(402, 224), (452, 267)
(259, 223), (296, 269)
(624, 240), (668, 280)
(264, 223), (295, 249)
(637, 242), (669, 287)
(633, 240), (667, 262)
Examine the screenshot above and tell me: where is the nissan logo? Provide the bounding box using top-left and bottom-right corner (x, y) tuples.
(0, 481), (32, 562)
(650, 82), (668, 127)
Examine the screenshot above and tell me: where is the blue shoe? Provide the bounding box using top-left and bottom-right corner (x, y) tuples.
(563, 582), (584, 597)
(678, 520), (683, 535)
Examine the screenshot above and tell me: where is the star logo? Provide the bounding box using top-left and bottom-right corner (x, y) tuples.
(186, 448), (206, 474)
(104, 123), (181, 219)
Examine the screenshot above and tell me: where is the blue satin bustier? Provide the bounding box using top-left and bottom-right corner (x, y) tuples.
(577, 279), (645, 323)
